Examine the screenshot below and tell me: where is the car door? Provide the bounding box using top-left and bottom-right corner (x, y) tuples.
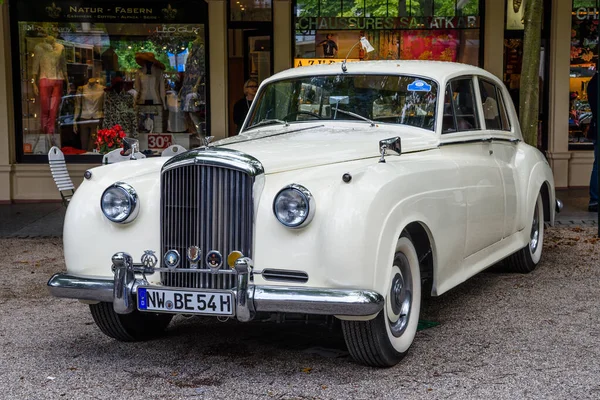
(440, 76), (505, 258)
(476, 77), (520, 237)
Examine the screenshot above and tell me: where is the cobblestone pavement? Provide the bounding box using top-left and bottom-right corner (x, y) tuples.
(1, 227), (599, 399)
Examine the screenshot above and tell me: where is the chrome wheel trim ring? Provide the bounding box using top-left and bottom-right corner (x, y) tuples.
(530, 198), (540, 254)
(387, 253), (413, 338)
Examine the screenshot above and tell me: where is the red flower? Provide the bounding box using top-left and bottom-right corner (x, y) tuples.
(95, 124), (128, 154)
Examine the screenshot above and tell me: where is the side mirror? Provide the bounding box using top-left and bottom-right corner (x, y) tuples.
(378, 137), (402, 163)
(121, 137), (140, 160)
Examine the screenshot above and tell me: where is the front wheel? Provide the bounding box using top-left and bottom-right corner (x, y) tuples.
(505, 192), (545, 273)
(341, 236), (421, 367)
(89, 302), (173, 342)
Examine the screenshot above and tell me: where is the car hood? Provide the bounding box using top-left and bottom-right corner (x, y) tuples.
(215, 123), (439, 174)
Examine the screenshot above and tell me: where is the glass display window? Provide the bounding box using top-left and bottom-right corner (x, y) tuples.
(569, 0), (598, 149)
(294, 0), (481, 68)
(12, 1), (208, 161)
(230, 0), (272, 22)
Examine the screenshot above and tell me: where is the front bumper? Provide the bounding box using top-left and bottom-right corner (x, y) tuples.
(48, 253), (384, 322)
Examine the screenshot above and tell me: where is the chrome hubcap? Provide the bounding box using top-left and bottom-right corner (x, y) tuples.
(388, 254), (412, 337)
(530, 200), (540, 253)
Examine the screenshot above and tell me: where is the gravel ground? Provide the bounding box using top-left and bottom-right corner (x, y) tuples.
(1, 227), (599, 400)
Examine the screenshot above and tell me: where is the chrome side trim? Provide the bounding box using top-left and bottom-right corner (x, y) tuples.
(162, 147), (264, 176)
(439, 138), (491, 146)
(440, 137), (520, 146)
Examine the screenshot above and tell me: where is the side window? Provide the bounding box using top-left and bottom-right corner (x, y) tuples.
(442, 84), (457, 134)
(449, 77), (481, 132)
(497, 89), (512, 131)
(479, 79), (502, 130)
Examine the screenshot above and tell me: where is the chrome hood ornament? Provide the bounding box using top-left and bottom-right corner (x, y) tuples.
(202, 136), (215, 147)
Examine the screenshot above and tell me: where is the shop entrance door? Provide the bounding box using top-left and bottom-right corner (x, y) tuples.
(228, 29), (272, 136)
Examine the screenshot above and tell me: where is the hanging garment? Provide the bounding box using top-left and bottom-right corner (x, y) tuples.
(134, 64), (166, 109)
(32, 42), (67, 80)
(103, 91), (137, 135)
(77, 83), (105, 119)
(39, 78), (63, 134)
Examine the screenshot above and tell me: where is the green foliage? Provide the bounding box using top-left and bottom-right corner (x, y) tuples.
(112, 40), (175, 72)
(573, 0), (598, 8)
(297, 0), (479, 18)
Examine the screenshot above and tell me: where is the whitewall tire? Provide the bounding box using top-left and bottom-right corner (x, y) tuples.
(341, 235), (421, 367)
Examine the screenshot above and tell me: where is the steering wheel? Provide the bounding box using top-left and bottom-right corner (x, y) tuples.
(284, 111), (323, 121)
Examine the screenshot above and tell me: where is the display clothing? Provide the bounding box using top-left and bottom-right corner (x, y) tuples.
(233, 97), (252, 133)
(76, 83), (105, 119)
(32, 41), (67, 80)
(103, 91), (137, 135)
(179, 39), (205, 112)
(134, 64), (166, 109)
(33, 39), (67, 135)
(166, 92), (187, 133)
(39, 78), (63, 134)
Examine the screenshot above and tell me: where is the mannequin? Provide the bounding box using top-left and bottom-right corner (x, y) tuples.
(74, 78), (104, 151)
(178, 37), (205, 134)
(32, 35), (68, 135)
(134, 52), (166, 109)
(103, 76), (137, 136)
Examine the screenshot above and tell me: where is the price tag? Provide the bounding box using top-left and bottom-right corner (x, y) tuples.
(147, 134), (173, 149)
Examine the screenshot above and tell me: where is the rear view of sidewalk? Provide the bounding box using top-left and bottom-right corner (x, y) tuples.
(0, 188), (597, 238)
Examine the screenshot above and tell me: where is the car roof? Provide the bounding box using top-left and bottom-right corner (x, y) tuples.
(263, 60), (499, 85)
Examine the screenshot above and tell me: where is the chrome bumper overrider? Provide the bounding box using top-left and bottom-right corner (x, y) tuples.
(47, 252), (384, 322)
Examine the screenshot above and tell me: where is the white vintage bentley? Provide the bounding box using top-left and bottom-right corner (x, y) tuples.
(49, 60), (560, 367)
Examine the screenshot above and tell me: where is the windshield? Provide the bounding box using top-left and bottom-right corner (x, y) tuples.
(246, 74), (438, 131)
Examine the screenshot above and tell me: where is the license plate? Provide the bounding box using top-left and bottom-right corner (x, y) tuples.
(137, 287), (234, 316)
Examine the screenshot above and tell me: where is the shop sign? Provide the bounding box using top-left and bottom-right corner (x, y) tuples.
(147, 134), (173, 149)
(575, 8), (599, 20)
(293, 58), (361, 67)
(295, 16), (479, 32)
(18, 1), (205, 24)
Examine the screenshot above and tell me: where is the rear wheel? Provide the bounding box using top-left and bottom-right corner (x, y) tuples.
(341, 236), (421, 367)
(505, 192), (545, 273)
(89, 302), (173, 342)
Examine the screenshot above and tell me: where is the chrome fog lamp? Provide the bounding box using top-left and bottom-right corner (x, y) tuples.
(100, 182), (139, 223)
(273, 184), (315, 228)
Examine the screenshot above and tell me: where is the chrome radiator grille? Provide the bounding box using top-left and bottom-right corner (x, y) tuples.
(160, 164), (254, 289)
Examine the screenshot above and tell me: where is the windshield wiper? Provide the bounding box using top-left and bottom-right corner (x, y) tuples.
(247, 118), (289, 130)
(334, 108), (375, 127)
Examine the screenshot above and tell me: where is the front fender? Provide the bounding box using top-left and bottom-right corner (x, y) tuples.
(63, 159), (165, 283)
(253, 151), (465, 298)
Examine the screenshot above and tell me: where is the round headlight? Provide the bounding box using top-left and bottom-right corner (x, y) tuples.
(273, 184), (315, 228)
(100, 182), (139, 223)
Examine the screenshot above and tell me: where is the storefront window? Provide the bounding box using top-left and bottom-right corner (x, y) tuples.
(12, 1), (208, 160)
(294, 0), (481, 68)
(230, 0), (272, 22)
(569, 0), (598, 148)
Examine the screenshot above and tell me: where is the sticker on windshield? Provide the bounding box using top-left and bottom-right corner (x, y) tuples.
(407, 80), (432, 92)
